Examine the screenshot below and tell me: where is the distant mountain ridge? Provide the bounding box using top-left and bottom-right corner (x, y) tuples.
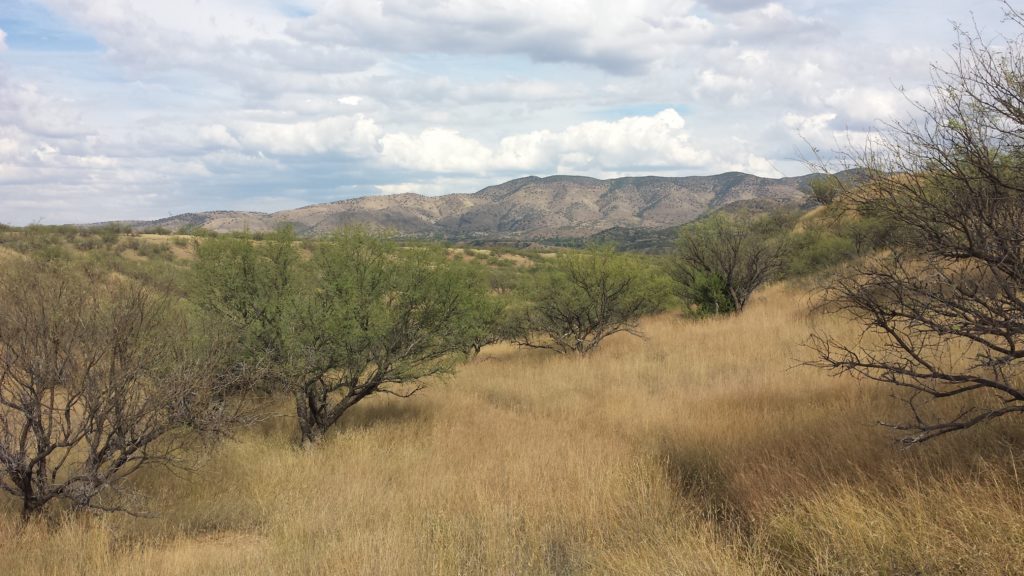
(124, 172), (822, 239)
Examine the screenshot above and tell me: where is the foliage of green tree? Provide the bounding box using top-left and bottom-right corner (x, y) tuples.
(192, 228), (298, 395)
(681, 269), (735, 315)
(808, 175), (841, 206)
(514, 247), (671, 354)
(668, 212), (790, 315)
(784, 229), (856, 278)
(194, 227), (494, 443)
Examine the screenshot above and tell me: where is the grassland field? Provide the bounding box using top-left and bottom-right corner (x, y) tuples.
(2, 278), (1022, 575)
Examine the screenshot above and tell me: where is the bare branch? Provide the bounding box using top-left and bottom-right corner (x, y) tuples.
(808, 5), (1024, 442)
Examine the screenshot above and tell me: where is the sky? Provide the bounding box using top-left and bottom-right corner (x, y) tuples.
(0, 0), (1013, 225)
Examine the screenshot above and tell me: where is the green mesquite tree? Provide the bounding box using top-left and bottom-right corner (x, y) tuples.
(194, 228), (492, 444)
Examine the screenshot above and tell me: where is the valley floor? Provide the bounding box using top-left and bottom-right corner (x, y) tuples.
(3, 284), (1023, 575)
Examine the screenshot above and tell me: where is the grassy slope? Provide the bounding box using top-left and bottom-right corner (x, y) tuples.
(2, 284), (1024, 575)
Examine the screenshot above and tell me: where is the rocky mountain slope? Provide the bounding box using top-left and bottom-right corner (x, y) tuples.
(132, 172), (820, 239)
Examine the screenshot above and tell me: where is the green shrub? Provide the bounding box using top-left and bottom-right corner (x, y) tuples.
(515, 246), (672, 354)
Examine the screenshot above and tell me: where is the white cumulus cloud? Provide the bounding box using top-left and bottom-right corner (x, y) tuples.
(823, 86), (924, 126)
(381, 128), (494, 172)
(783, 112), (838, 142)
(496, 109), (713, 172)
(231, 114), (383, 156)
(376, 109), (715, 175)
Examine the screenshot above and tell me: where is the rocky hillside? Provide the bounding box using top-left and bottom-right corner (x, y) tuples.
(131, 172), (820, 239)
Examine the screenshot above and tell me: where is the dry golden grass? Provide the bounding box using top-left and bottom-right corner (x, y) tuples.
(449, 247), (538, 268)
(136, 234), (196, 260)
(3, 283), (1023, 575)
(0, 245), (25, 261)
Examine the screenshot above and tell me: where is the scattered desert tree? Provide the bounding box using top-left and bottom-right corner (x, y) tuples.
(810, 4), (1024, 442)
(0, 259), (242, 520)
(808, 175), (841, 206)
(194, 228), (492, 444)
(515, 247), (671, 354)
(668, 212), (790, 315)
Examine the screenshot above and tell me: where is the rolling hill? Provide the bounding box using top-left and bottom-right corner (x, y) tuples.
(127, 172), (821, 240)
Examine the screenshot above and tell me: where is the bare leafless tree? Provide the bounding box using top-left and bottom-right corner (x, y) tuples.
(809, 3), (1024, 443)
(0, 259), (244, 520)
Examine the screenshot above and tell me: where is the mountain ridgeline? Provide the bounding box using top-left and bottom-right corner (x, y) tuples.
(134, 172), (822, 241)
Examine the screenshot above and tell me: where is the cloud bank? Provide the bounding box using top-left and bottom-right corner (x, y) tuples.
(0, 0), (1011, 224)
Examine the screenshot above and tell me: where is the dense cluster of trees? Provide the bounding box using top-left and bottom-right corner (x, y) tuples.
(0, 227), (678, 517)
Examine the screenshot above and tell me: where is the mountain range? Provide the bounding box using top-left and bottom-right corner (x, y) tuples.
(129, 171), (822, 241)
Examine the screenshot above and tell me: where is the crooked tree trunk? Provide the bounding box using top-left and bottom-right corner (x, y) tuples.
(294, 381), (380, 445)
(20, 494), (51, 522)
(14, 470), (46, 522)
(295, 390), (327, 445)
